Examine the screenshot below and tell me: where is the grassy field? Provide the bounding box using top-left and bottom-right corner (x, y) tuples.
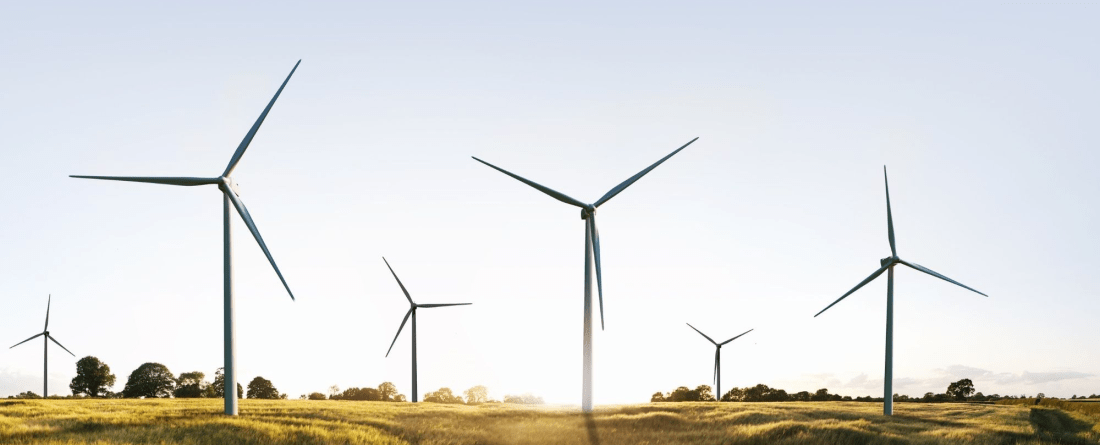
(1, 399), (1098, 444)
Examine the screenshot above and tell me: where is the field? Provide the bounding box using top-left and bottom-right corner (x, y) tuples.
(1, 399), (1098, 445)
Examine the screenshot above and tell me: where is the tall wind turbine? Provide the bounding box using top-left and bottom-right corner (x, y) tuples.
(686, 324), (752, 401)
(69, 61), (301, 415)
(383, 257), (472, 402)
(472, 137), (697, 412)
(814, 166), (987, 416)
(10, 295), (75, 397)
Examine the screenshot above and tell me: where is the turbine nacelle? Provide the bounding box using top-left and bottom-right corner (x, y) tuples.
(580, 206), (596, 220)
(218, 177), (242, 196)
(880, 256), (898, 267)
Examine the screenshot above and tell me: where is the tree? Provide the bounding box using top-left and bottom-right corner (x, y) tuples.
(121, 363), (176, 398)
(811, 388), (831, 402)
(503, 393), (544, 404)
(174, 371), (207, 398)
(694, 385), (715, 402)
(394, 394), (407, 402)
(945, 379), (975, 401)
(211, 368), (243, 399)
(12, 391), (41, 399)
(424, 387), (464, 404)
(329, 385), (340, 398)
(651, 392), (666, 402)
(246, 376), (281, 399)
(378, 382), (398, 402)
(70, 356), (116, 397)
(333, 387), (380, 401)
(464, 385), (489, 404)
(307, 392), (327, 400)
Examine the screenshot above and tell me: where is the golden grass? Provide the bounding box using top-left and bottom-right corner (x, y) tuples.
(1, 399), (1098, 444)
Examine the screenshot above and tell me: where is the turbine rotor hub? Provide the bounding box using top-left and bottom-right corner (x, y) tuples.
(880, 256), (898, 267)
(580, 206), (596, 220)
(218, 177), (242, 196)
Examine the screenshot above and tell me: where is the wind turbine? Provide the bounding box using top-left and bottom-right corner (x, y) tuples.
(685, 324), (752, 401)
(814, 166), (987, 416)
(10, 295), (75, 398)
(472, 137), (697, 412)
(383, 257), (472, 402)
(69, 60), (301, 415)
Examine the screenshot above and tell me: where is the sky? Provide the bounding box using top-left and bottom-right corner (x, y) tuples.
(1, 1), (1098, 405)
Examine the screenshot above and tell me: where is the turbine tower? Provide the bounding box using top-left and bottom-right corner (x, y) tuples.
(472, 137), (697, 412)
(686, 324), (752, 401)
(814, 166), (987, 416)
(10, 295), (75, 397)
(69, 61), (301, 415)
(383, 257), (472, 402)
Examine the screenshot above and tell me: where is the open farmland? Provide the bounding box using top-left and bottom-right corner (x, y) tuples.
(1, 400), (1098, 445)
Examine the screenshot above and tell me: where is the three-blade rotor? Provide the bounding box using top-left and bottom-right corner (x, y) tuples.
(472, 137), (698, 330)
(10, 295), (74, 357)
(687, 323), (753, 384)
(383, 257), (472, 357)
(70, 61), (302, 301)
(815, 166), (986, 318)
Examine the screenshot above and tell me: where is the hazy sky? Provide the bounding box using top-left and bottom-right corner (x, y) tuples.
(2, 1), (1098, 404)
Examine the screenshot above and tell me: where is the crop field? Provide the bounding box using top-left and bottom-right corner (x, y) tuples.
(1, 399), (1098, 445)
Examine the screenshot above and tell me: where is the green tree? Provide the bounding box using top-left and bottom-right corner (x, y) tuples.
(378, 382), (398, 401)
(464, 385), (489, 404)
(946, 378), (975, 401)
(174, 371), (207, 398)
(307, 392), (327, 400)
(70, 356), (116, 397)
(246, 376), (281, 399)
(210, 367), (243, 399)
(651, 391), (667, 402)
(121, 363), (175, 398)
(694, 385), (715, 402)
(424, 387), (464, 404)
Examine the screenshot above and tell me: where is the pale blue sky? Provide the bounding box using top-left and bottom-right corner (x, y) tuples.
(1, 1), (1098, 404)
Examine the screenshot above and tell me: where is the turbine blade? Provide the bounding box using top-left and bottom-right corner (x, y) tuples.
(416, 303), (472, 308)
(814, 263), (892, 317)
(470, 157), (587, 208)
(68, 176), (220, 186)
(686, 323), (717, 345)
(47, 335), (75, 357)
(223, 60), (301, 177)
(223, 189), (295, 300)
(44, 294), (50, 331)
(589, 216), (604, 331)
(899, 260), (988, 297)
(593, 137), (698, 208)
(382, 257), (414, 305)
(719, 328), (754, 345)
(9, 332), (44, 349)
(385, 309), (413, 357)
(713, 349), (719, 385)
(885, 166), (896, 257)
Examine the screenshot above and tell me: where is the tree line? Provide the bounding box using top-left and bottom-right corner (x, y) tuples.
(6, 356), (545, 405)
(651, 379), (1092, 403)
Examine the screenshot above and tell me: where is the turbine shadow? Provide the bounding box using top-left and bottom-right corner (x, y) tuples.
(583, 412), (601, 445)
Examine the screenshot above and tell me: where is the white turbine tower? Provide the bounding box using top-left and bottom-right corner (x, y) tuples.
(70, 61), (301, 415)
(685, 324), (752, 401)
(815, 166), (987, 415)
(382, 257), (472, 402)
(472, 137), (697, 412)
(10, 295), (75, 398)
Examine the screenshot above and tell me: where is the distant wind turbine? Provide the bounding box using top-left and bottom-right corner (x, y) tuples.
(814, 166), (987, 416)
(383, 257), (472, 403)
(10, 295), (75, 398)
(472, 137), (697, 412)
(686, 324), (752, 401)
(69, 60), (301, 416)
